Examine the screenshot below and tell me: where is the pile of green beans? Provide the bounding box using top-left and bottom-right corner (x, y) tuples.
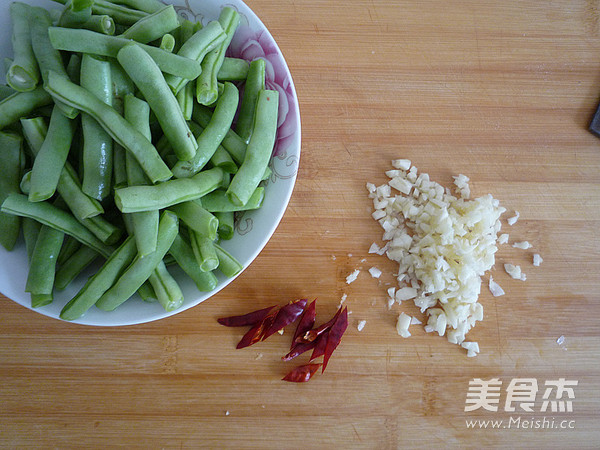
(0, 0), (280, 321)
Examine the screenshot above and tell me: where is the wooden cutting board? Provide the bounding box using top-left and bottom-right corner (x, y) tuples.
(1, 0), (599, 448)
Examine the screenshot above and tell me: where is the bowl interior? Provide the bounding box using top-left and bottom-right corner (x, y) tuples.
(0, 0), (301, 326)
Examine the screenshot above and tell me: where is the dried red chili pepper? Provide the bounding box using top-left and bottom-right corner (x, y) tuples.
(282, 340), (318, 361)
(217, 305), (277, 327)
(262, 298), (308, 340)
(321, 306), (348, 373)
(309, 332), (328, 361)
(282, 363), (322, 383)
(236, 308), (278, 349)
(297, 305), (344, 343)
(291, 299), (316, 348)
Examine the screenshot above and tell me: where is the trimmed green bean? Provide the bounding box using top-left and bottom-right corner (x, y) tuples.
(214, 242), (243, 278)
(91, 0), (147, 25)
(177, 82), (194, 121)
(95, 211), (179, 311)
(58, 1), (92, 28)
(29, 106), (76, 202)
(159, 33), (176, 52)
(117, 43), (197, 162)
(48, 27), (202, 80)
(148, 260), (183, 312)
(218, 57), (249, 82)
(60, 236), (137, 320)
(192, 106), (247, 164)
(210, 145), (238, 174)
(29, 7), (78, 119)
(165, 21), (227, 95)
(124, 94), (159, 256)
(138, 281), (158, 303)
(20, 171), (31, 195)
(7, 2), (40, 92)
(22, 217), (41, 262)
(168, 234), (217, 292)
(0, 87), (52, 130)
(120, 5), (179, 44)
(66, 53), (81, 84)
(26, 225), (65, 307)
(44, 71), (172, 184)
(0, 85), (15, 101)
(173, 82), (238, 178)
(114, 166), (224, 213)
(215, 211), (234, 240)
(196, 8), (239, 105)
(81, 15), (116, 35)
(227, 90), (279, 206)
(0, 132), (23, 251)
(79, 214), (122, 245)
(200, 186), (265, 213)
(57, 236), (81, 266)
(108, 0), (165, 14)
(55, 245), (99, 290)
(235, 59), (266, 143)
(169, 201), (217, 240)
(1, 193), (113, 257)
(21, 117), (105, 221)
(80, 54), (114, 201)
(189, 231), (218, 272)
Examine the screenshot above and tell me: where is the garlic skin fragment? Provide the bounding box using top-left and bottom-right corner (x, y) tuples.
(488, 276), (505, 297)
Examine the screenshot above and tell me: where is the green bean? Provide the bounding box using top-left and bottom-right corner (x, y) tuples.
(69, 0), (93, 12)
(44, 71), (172, 184)
(120, 5), (179, 44)
(79, 214), (122, 245)
(1, 193), (113, 257)
(192, 106), (246, 164)
(29, 7), (78, 119)
(210, 146), (238, 174)
(0, 132), (23, 251)
(48, 27), (202, 80)
(7, 2), (40, 92)
(138, 281), (157, 303)
(81, 15), (116, 35)
(159, 33), (176, 52)
(0, 87), (52, 130)
(169, 201), (217, 240)
(80, 55), (114, 201)
(189, 231), (218, 272)
(21, 117), (105, 221)
(217, 57), (249, 82)
(66, 53), (81, 84)
(117, 44), (197, 162)
(165, 21), (227, 95)
(55, 245), (99, 290)
(168, 234), (217, 291)
(58, 1), (92, 28)
(91, 0), (148, 25)
(173, 82), (238, 178)
(60, 236), (137, 320)
(57, 236), (81, 266)
(26, 224), (65, 307)
(214, 242), (243, 278)
(108, 0), (165, 14)
(95, 211), (179, 311)
(29, 106), (76, 202)
(219, 171), (231, 189)
(22, 218), (41, 262)
(196, 8), (239, 105)
(235, 59), (266, 143)
(215, 211), (234, 240)
(0, 85), (15, 101)
(148, 260), (183, 312)
(123, 94), (159, 256)
(177, 81), (194, 120)
(20, 171), (31, 195)
(114, 166), (224, 213)
(227, 90), (279, 206)
(200, 187), (265, 213)
(109, 60), (134, 114)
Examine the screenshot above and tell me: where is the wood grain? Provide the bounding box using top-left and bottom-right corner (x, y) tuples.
(2, 0), (600, 448)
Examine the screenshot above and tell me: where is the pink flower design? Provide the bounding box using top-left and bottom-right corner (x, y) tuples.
(228, 25), (297, 157)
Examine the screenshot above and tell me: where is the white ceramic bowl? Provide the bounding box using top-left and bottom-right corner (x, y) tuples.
(0, 0), (301, 325)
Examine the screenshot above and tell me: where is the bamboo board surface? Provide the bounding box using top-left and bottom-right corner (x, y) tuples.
(1, 0), (600, 448)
